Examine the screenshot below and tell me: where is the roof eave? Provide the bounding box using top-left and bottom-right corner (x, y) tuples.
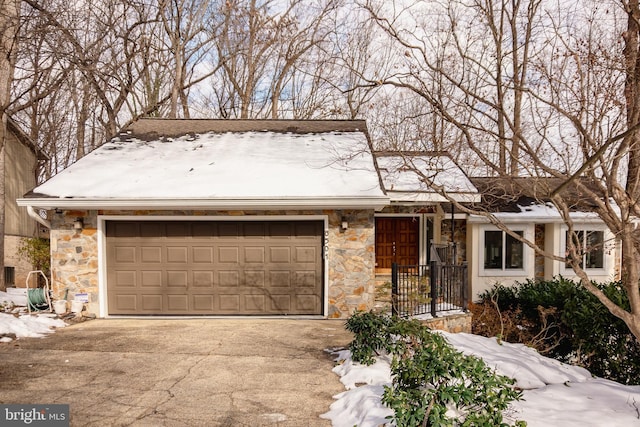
(467, 213), (604, 224)
(388, 192), (481, 204)
(17, 196), (391, 211)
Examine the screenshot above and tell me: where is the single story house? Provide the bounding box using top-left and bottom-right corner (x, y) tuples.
(17, 119), (621, 317)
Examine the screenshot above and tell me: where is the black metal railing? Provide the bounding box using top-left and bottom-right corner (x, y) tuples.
(391, 261), (468, 318)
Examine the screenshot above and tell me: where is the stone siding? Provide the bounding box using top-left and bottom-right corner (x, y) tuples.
(326, 209), (376, 318)
(420, 312), (472, 333)
(50, 211), (99, 313)
(440, 219), (467, 264)
(49, 209), (375, 318)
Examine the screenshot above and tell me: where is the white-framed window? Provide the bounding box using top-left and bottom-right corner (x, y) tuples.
(479, 225), (531, 275)
(562, 226), (607, 271)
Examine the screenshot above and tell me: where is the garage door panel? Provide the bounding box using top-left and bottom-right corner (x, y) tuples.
(115, 246), (136, 263)
(193, 271), (214, 287)
(165, 222), (189, 237)
(218, 223), (240, 238)
(270, 222), (294, 238)
(296, 247), (317, 263)
(115, 271), (136, 287)
(295, 222), (320, 237)
(141, 295), (162, 311)
(141, 247), (162, 263)
(295, 271), (317, 287)
(244, 271), (265, 287)
(219, 295), (240, 311)
(244, 247), (265, 263)
(112, 222), (138, 237)
(244, 295), (265, 311)
(167, 247), (188, 263)
(269, 271), (291, 287)
(193, 247), (213, 263)
(107, 220), (323, 315)
(270, 247), (291, 263)
(167, 271), (188, 287)
(296, 295), (320, 311)
(167, 295), (188, 311)
(115, 294), (137, 311)
(218, 271), (239, 287)
(270, 295), (291, 312)
(218, 247), (239, 263)
(244, 222), (266, 237)
(193, 295), (214, 310)
(141, 271), (162, 287)
(140, 222), (164, 237)
(191, 222), (214, 238)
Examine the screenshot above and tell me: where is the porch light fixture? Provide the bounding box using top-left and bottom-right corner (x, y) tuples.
(73, 217), (84, 231)
(341, 216), (348, 232)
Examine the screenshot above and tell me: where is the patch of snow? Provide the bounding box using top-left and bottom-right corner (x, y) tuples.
(0, 312), (66, 340)
(323, 333), (640, 427)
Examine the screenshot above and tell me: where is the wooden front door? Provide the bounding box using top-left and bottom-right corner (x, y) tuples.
(375, 217), (419, 271)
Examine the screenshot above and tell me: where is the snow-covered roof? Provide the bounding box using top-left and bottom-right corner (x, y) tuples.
(466, 177), (615, 223)
(19, 119), (389, 210)
(375, 152), (480, 203)
(467, 202), (607, 223)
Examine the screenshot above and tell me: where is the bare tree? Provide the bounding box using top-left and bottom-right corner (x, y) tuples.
(359, 0), (640, 341)
(202, 0), (342, 119)
(157, 0), (219, 118)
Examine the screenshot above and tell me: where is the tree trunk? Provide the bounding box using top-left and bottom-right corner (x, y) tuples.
(625, 1), (640, 201)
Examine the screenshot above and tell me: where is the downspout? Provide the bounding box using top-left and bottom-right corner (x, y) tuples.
(27, 206), (51, 229)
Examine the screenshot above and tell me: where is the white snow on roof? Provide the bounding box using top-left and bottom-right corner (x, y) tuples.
(468, 202), (609, 223)
(32, 131), (386, 201)
(376, 154), (479, 202)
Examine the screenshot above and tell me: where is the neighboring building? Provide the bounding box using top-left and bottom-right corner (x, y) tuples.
(4, 118), (47, 288)
(17, 119), (621, 317)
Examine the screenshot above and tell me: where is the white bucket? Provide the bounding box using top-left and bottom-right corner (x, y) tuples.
(71, 300), (84, 313)
(53, 300), (67, 315)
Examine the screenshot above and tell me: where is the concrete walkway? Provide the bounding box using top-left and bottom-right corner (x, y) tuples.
(0, 318), (353, 426)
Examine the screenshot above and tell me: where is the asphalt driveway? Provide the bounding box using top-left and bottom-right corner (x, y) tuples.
(0, 318), (353, 426)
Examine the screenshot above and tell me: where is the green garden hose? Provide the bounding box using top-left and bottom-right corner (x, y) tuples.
(27, 288), (49, 311)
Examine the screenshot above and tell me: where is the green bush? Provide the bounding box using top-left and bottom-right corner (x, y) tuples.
(18, 237), (50, 277)
(345, 310), (394, 365)
(562, 281), (640, 385)
(346, 311), (524, 426)
(478, 278), (640, 385)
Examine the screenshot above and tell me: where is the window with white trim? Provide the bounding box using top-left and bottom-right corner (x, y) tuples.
(565, 229), (605, 270)
(483, 229), (524, 271)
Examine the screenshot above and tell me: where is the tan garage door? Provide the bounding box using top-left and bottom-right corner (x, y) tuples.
(106, 220), (323, 315)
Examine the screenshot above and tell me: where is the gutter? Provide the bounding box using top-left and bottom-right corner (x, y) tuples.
(17, 196), (391, 212)
(27, 205), (51, 229)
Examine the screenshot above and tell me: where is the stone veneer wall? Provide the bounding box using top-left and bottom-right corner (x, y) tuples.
(420, 312), (472, 333)
(50, 210), (99, 312)
(49, 208), (375, 318)
(440, 219), (467, 264)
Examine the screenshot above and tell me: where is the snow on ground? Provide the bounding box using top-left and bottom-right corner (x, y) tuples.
(322, 332), (640, 427)
(0, 312), (66, 342)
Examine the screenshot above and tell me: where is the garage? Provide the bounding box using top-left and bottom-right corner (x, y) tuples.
(105, 220), (324, 315)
